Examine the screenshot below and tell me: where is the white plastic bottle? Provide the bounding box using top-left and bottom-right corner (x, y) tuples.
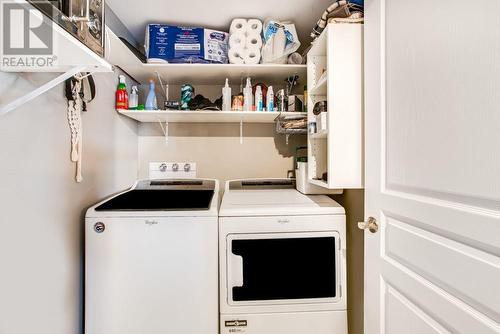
(128, 86), (139, 110)
(266, 85), (274, 112)
(243, 77), (253, 111)
(222, 78), (232, 111)
(255, 86), (263, 111)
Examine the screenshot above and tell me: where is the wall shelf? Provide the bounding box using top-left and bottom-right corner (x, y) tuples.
(309, 72), (328, 96)
(117, 110), (306, 123)
(307, 24), (364, 190)
(106, 29), (306, 85)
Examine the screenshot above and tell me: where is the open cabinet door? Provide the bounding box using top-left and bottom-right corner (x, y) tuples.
(364, 0), (500, 333)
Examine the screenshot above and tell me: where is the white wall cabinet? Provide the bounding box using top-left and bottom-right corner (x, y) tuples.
(307, 24), (364, 189)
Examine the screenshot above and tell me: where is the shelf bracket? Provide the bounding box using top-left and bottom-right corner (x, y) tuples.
(239, 119), (243, 144)
(159, 120), (169, 144)
(0, 65), (87, 116)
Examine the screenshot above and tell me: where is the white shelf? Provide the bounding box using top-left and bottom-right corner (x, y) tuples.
(118, 110), (306, 123)
(307, 24), (364, 190)
(309, 72), (328, 96)
(310, 130), (328, 139)
(309, 179), (329, 188)
(106, 29), (306, 85)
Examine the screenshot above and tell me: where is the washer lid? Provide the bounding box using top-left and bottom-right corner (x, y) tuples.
(220, 180), (344, 216)
(94, 179), (216, 212)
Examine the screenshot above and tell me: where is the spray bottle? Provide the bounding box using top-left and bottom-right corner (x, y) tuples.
(115, 75), (128, 110)
(222, 78), (232, 111)
(128, 86), (139, 110)
(243, 77), (253, 111)
(266, 86), (274, 112)
(145, 80), (157, 110)
(255, 85), (263, 111)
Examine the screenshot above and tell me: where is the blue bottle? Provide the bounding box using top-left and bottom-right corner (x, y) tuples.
(145, 80), (157, 110)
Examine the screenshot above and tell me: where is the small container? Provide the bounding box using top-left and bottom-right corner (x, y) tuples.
(255, 86), (263, 111)
(276, 89), (288, 112)
(308, 122), (317, 134)
(222, 78), (232, 111)
(128, 85), (138, 110)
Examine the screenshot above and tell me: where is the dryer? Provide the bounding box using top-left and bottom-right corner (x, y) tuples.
(85, 179), (219, 334)
(219, 179), (347, 334)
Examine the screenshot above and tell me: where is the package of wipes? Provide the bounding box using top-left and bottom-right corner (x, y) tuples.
(145, 24), (229, 64)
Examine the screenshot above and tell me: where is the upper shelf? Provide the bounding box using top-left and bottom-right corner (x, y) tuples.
(106, 28), (306, 85)
(118, 110), (306, 123)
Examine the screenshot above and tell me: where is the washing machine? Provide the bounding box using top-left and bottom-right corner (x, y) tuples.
(85, 179), (219, 334)
(219, 179), (347, 334)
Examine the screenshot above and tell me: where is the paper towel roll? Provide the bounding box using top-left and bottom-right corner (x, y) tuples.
(229, 32), (247, 48)
(228, 47), (246, 64)
(246, 32), (263, 49)
(247, 19), (263, 35)
(287, 52), (303, 64)
(243, 46), (261, 64)
(230, 18), (248, 35)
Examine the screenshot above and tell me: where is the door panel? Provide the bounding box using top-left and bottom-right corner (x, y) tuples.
(384, 216), (500, 321)
(384, 0), (500, 208)
(385, 285), (450, 334)
(364, 0), (500, 333)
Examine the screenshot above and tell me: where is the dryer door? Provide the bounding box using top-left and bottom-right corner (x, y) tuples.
(226, 232), (341, 306)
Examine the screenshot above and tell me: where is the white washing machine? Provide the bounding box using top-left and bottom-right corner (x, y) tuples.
(85, 179), (219, 334)
(219, 179), (347, 334)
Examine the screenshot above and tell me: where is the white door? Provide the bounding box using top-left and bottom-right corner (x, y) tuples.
(363, 0), (500, 333)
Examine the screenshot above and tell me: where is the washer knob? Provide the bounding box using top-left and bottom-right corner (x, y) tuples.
(172, 163), (179, 172)
(159, 163), (167, 172)
(184, 163), (191, 172)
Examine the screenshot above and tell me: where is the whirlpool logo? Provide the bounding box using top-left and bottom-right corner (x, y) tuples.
(225, 320), (247, 327)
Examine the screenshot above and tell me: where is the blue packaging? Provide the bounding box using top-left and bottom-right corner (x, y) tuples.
(145, 24), (229, 64)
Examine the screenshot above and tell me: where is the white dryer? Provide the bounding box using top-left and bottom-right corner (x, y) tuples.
(85, 179), (219, 334)
(219, 179), (347, 334)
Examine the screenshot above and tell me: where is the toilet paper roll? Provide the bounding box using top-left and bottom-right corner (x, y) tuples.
(229, 32), (247, 49)
(246, 32), (263, 49)
(228, 47), (246, 64)
(230, 18), (248, 35)
(243, 46), (261, 64)
(247, 19), (263, 35)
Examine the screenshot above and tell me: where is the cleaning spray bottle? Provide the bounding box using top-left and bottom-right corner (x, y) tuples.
(255, 85), (263, 111)
(222, 78), (232, 111)
(243, 77), (253, 111)
(128, 86), (139, 110)
(115, 75), (128, 110)
(266, 85), (274, 112)
(145, 79), (157, 110)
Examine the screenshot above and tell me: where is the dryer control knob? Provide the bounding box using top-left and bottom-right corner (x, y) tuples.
(159, 163), (167, 172)
(172, 163), (179, 172)
(184, 163), (191, 172)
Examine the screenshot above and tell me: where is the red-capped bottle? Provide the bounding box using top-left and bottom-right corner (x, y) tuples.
(116, 75), (128, 110)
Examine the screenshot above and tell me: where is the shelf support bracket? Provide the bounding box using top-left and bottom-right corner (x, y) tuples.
(0, 65), (87, 116)
(239, 119), (243, 144)
(159, 120), (169, 144)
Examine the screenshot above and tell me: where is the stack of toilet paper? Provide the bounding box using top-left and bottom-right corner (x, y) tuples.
(228, 18), (263, 64)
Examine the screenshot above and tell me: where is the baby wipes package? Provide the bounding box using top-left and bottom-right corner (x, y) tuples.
(145, 24), (229, 64)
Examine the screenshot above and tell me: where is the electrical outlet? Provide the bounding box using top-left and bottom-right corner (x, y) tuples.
(149, 162), (197, 179)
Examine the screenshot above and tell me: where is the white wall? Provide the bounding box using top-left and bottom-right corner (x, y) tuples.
(0, 71), (138, 334)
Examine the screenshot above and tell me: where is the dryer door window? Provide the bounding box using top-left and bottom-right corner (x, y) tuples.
(226, 232), (340, 305)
